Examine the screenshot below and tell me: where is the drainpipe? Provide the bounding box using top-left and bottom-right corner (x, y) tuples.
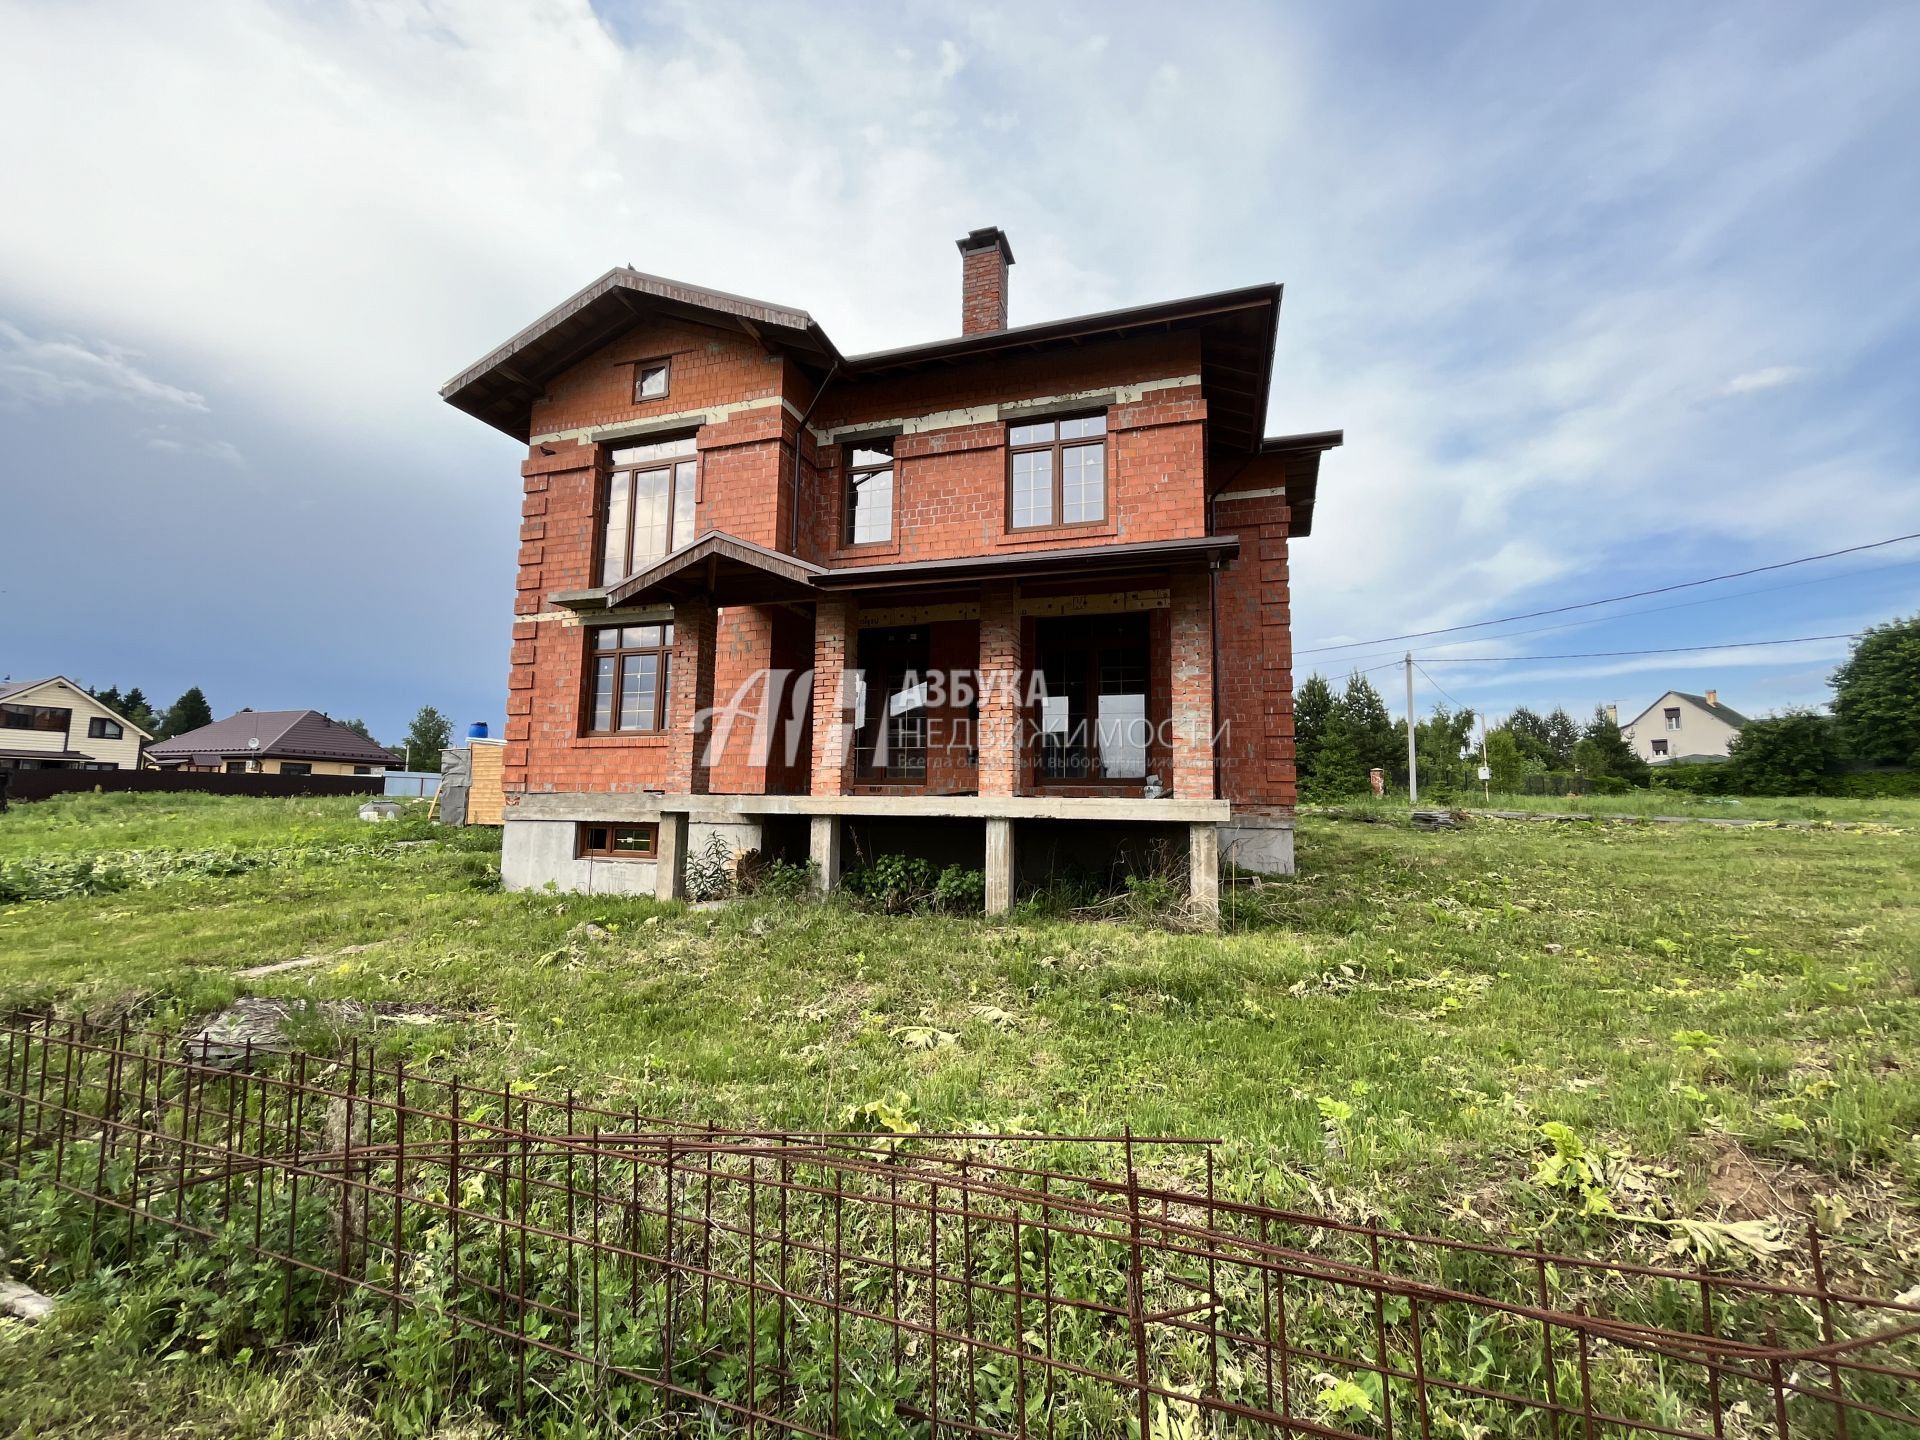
(790, 359), (841, 556)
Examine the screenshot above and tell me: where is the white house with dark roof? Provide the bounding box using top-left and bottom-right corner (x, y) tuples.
(145, 709), (400, 776)
(0, 677), (150, 771)
(1618, 688), (1751, 765)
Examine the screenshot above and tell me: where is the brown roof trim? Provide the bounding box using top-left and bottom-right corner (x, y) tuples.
(814, 534), (1239, 592)
(1259, 429), (1343, 539)
(603, 530), (828, 608)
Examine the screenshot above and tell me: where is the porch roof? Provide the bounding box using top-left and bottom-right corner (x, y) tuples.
(811, 534), (1240, 593)
(601, 531), (827, 608)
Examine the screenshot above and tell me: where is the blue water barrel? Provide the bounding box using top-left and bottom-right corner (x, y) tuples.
(467, 721), (490, 739)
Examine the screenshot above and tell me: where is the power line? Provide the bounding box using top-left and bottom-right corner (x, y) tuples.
(1413, 632), (1859, 663)
(1414, 661), (1465, 709)
(1295, 531), (1920, 657)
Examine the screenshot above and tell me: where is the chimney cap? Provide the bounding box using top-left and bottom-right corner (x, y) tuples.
(956, 226), (1016, 265)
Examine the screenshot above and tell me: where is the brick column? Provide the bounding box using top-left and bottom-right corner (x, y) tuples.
(977, 582), (1024, 797)
(810, 599), (856, 795)
(666, 596), (717, 795)
(1169, 570), (1216, 800)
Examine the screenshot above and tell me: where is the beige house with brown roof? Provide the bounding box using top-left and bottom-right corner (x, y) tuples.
(145, 709), (400, 776)
(0, 677), (150, 772)
(1619, 689), (1750, 765)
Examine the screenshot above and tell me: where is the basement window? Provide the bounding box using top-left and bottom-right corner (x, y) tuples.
(578, 822), (658, 859)
(633, 358), (671, 402)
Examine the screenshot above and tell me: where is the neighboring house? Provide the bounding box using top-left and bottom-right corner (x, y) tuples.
(442, 227), (1339, 917)
(1619, 689), (1751, 764)
(146, 709), (401, 775)
(0, 677), (150, 771)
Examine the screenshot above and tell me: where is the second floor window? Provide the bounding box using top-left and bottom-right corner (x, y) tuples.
(588, 622), (674, 733)
(1009, 413), (1107, 530)
(2, 703), (68, 733)
(88, 717), (123, 740)
(1664, 707), (1682, 731)
(845, 440), (894, 545)
(602, 437), (697, 585)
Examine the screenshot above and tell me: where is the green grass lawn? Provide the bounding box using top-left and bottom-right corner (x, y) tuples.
(2, 792), (1916, 1434)
(1315, 788), (1920, 824)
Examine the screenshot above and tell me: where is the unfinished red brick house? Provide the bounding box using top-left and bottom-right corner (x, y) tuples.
(443, 228), (1338, 919)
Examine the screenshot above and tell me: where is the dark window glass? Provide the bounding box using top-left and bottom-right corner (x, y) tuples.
(587, 622), (675, 732)
(279, 762), (313, 776)
(88, 716), (123, 740)
(1035, 612), (1152, 782)
(853, 625), (930, 781)
(1008, 412), (1105, 530)
(1, 703), (69, 732)
(634, 359), (670, 402)
(845, 440), (894, 545)
(579, 822), (658, 858)
(601, 437), (698, 584)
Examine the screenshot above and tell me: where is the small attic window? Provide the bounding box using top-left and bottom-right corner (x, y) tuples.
(634, 359), (671, 402)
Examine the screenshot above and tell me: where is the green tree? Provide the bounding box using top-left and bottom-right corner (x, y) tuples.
(1576, 705), (1649, 786)
(1293, 674), (1335, 786)
(1336, 672), (1396, 772)
(1485, 728), (1525, 792)
(1543, 708), (1580, 769)
(157, 687), (214, 740)
(402, 706), (453, 768)
(1726, 710), (1845, 794)
(1830, 614), (1920, 765)
(1306, 719), (1371, 798)
(339, 717), (377, 744)
(91, 684), (124, 714)
(119, 687), (160, 735)
(1504, 706), (1553, 766)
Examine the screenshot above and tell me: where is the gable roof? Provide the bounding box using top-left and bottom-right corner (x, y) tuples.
(0, 677), (154, 739)
(441, 270), (1296, 459)
(146, 710), (401, 766)
(1625, 690), (1752, 731)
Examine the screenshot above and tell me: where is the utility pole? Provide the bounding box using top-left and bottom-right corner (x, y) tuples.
(1479, 710), (1490, 802)
(1405, 651), (1418, 805)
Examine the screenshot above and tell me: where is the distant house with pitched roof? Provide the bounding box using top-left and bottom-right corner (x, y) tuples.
(0, 677), (151, 772)
(146, 709), (400, 776)
(1618, 689), (1751, 765)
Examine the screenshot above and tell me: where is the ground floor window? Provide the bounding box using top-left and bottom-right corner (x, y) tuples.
(589, 622), (674, 733)
(225, 760), (250, 773)
(854, 625), (930, 781)
(577, 822), (658, 859)
(279, 762), (313, 776)
(1034, 612), (1152, 783)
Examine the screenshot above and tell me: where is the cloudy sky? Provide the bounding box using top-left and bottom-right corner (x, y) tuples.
(3, 0), (1917, 741)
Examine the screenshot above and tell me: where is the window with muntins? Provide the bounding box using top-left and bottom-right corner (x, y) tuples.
(88, 716), (123, 740)
(1664, 708), (1682, 731)
(845, 441), (894, 545)
(1009, 413), (1107, 530)
(588, 623), (674, 733)
(601, 437), (697, 585)
(578, 822), (659, 859)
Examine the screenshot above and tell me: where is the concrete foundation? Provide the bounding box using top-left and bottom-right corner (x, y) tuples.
(1218, 816), (1296, 876)
(809, 816), (842, 893)
(985, 817), (1015, 914)
(1188, 821), (1220, 924)
(501, 819), (659, 896)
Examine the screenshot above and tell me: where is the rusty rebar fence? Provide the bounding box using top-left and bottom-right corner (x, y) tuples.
(3, 1014), (1917, 1437)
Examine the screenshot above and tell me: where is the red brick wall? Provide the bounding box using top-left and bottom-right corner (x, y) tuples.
(1213, 469), (1296, 812)
(960, 244), (1009, 335)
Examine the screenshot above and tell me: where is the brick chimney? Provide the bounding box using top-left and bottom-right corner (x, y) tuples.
(957, 226), (1015, 335)
(1705, 688), (1718, 707)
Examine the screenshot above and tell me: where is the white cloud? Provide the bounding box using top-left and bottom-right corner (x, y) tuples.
(142, 430), (246, 467)
(1719, 365), (1809, 395)
(0, 320), (207, 413)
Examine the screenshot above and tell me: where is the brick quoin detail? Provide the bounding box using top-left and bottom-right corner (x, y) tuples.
(810, 600), (856, 795)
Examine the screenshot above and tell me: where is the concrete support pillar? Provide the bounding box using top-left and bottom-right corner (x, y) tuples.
(1169, 570), (1216, 800)
(1188, 821), (1220, 927)
(654, 812), (689, 902)
(667, 597), (718, 795)
(978, 582), (1024, 797)
(985, 817), (1016, 915)
(808, 815), (842, 894)
(810, 599), (857, 795)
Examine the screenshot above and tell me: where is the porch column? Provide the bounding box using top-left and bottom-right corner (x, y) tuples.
(1169, 571), (1216, 800)
(810, 599), (857, 795)
(808, 815), (842, 894)
(1188, 821), (1219, 927)
(985, 817), (1016, 915)
(978, 581), (1024, 797)
(667, 596), (718, 795)
(654, 812), (689, 902)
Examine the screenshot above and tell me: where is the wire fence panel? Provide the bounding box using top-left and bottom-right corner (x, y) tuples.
(3, 1014), (1917, 1437)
